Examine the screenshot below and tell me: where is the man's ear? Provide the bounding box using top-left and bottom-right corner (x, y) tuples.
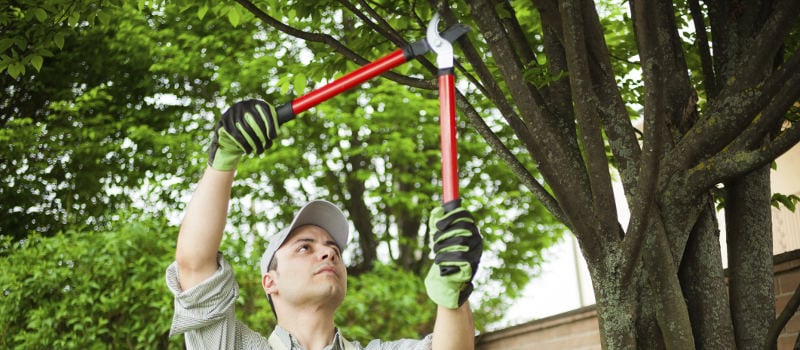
(262, 272), (277, 295)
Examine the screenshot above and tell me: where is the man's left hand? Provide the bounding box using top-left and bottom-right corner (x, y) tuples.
(424, 200), (483, 309)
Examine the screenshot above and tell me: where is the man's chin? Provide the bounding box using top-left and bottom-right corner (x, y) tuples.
(320, 285), (346, 304)
(308, 278), (345, 293)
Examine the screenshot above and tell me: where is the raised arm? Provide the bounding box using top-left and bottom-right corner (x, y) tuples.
(425, 201), (483, 350)
(175, 100), (280, 290)
(175, 167), (235, 289)
(432, 304), (475, 350)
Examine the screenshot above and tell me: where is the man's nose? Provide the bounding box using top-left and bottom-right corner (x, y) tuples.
(319, 246), (338, 261)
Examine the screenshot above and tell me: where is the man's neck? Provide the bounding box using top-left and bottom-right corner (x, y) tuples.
(277, 308), (337, 350)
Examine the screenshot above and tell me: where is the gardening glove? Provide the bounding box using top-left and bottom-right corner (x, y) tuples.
(207, 99), (279, 171)
(424, 199), (483, 309)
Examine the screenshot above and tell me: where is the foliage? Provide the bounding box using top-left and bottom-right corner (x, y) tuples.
(0, 3), (203, 239)
(337, 263), (436, 343)
(0, 212), (181, 349)
(0, 210), (467, 349)
(772, 193), (800, 212)
(6, 0), (798, 348)
(0, 0), (125, 78)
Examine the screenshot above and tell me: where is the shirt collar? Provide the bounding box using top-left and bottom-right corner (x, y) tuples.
(274, 325), (344, 350)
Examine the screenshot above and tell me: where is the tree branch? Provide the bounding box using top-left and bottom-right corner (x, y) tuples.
(234, 0), (432, 90)
(431, 7), (573, 226)
(689, 120), (800, 194)
(726, 48), (800, 152)
(469, 0), (595, 244)
(725, 0), (798, 91)
(340, 0), (406, 46)
(435, 7), (540, 164)
(629, 1), (699, 346)
(466, 0), (543, 131)
(533, 0), (575, 120)
(765, 280), (800, 350)
(455, 90), (568, 227)
(687, 0), (717, 97)
(621, 89), (662, 283)
(681, 45), (798, 170)
(580, 0), (642, 201)
(434, 8), (496, 108)
(628, 0), (691, 261)
(685, 49), (800, 192)
(558, 0), (618, 237)
(631, 0), (694, 183)
(496, 1), (538, 70)
(674, 0), (798, 174)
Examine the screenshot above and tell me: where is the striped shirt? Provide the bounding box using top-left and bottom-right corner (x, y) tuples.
(166, 254), (433, 349)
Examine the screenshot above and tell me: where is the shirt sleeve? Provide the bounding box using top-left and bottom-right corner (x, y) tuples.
(165, 253), (269, 349)
(362, 334), (433, 350)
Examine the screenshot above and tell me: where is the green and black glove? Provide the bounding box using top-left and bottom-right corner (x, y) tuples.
(424, 199), (483, 309)
(208, 99), (279, 171)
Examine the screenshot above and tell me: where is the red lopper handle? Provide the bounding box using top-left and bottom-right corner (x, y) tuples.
(438, 72), (458, 203)
(277, 49), (409, 125)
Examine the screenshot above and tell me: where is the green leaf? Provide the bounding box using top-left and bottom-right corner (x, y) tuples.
(197, 5), (209, 20)
(227, 7), (240, 27)
(53, 32), (65, 50)
(97, 11), (111, 25)
(771, 193), (800, 212)
(14, 36), (28, 50)
(293, 73), (307, 95)
(278, 75), (291, 95)
(29, 55), (44, 71)
(68, 12), (80, 27)
(31, 8), (48, 22)
(8, 62), (24, 78)
(0, 39), (13, 52)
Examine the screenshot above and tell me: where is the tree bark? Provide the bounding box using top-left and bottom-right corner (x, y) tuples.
(678, 199), (736, 349)
(726, 165), (775, 350)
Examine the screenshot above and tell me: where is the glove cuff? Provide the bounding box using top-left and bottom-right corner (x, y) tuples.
(443, 198), (462, 213)
(208, 155), (241, 171)
(425, 266), (461, 309)
(425, 264), (473, 309)
(208, 140), (243, 171)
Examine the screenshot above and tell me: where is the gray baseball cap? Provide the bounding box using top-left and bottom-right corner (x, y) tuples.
(260, 200), (349, 275)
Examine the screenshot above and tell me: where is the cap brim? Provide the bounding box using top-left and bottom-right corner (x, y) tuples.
(288, 200), (349, 251)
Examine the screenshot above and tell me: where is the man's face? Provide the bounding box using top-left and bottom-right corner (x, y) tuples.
(265, 225), (347, 310)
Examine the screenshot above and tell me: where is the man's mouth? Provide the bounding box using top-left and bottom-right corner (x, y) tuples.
(315, 265), (338, 276)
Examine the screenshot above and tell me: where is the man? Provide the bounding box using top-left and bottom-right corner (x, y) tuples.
(166, 100), (483, 350)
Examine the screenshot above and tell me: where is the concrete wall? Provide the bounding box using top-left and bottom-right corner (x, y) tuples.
(477, 250), (800, 350)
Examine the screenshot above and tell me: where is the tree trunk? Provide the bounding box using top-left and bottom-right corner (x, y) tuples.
(395, 180), (423, 273)
(586, 252), (639, 349)
(726, 165), (775, 350)
(345, 149), (377, 275)
(678, 199), (736, 349)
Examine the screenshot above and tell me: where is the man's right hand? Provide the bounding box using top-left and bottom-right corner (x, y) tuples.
(208, 99), (279, 171)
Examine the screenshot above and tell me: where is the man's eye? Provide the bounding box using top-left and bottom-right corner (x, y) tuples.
(298, 245), (310, 252)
